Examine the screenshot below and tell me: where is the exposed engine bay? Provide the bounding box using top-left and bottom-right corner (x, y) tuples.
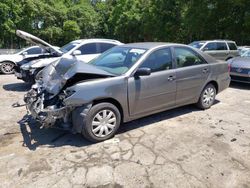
(22, 57), (114, 130)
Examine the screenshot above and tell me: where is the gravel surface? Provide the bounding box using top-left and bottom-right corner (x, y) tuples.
(0, 74), (249, 188)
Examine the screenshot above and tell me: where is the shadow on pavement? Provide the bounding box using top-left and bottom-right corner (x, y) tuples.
(3, 82), (31, 92)
(18, 100), (220, 150)
(18, 115), (92, 150)
(230, 81), (250, 90)
(118, 103), (219, 134)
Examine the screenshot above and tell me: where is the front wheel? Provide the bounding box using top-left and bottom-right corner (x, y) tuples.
(0, 62), (15, 74)
(196, 84), (216, 109)
(73, 102), (121, 142)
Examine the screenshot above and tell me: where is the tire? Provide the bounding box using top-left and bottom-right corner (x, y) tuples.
(196, 84), (216, 110)
(73, 102), (121, 142)
(0, 61), (15, 74)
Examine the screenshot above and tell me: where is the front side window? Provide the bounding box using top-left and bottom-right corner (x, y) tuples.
(90, 47), (147, 75)
(98, 43), (116, 53)
(175, 47), (206, 68)
(78, 43), (98, 55)
(25, 47), (42, 54)
(203, 42), (217, 51)
(189, 41), (205, 49)
(140, 48), (172, 72)
(60, 42), (79, 53)
(227, 42), (237, 50)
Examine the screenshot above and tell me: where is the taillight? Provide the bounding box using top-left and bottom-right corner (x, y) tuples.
(228, 63), (231, 72)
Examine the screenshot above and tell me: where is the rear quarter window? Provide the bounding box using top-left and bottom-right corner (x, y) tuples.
(227, 42), (237, 50)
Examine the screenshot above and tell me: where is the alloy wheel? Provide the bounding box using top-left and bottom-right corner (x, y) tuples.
(1, 62), (14, 74)
(202, 87), (215, 106)
(91, 109), (117, 138)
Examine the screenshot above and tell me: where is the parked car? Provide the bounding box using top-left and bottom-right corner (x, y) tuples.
(228, 54), (250, 83)
(238, 46), (250, 56)
(15, 30), (123, 83)
(189, 40), (239, 61)
(23, 43), (230, 142)
(241, 49), (250, 57)
(0, 46), (45, 74)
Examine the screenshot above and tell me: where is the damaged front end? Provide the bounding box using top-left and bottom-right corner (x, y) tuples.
(22, 57), (115, 130)
(24, 84), (74, 129)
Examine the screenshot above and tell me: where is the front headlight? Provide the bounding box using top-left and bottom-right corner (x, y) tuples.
(21, 64), (31, 70)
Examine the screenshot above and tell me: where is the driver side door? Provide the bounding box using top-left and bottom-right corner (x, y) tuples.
(128, 48), (176, 117)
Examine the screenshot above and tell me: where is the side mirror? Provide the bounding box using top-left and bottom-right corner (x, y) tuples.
(134, 68), (151, 77)
(72, 50), (81, 56)
(22, 51), (28, 56)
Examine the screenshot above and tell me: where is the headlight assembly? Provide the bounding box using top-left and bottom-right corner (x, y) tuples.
(21, 64), (31, 70)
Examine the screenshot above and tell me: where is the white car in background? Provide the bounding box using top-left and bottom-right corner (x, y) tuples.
(0, 46), (45, 74)
(15, 30), (123, 82)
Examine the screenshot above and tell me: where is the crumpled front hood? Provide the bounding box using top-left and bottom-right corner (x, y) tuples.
(16, 30), (63, 55)
(230, 57), (250, 68)
(41, 58), (115, 96)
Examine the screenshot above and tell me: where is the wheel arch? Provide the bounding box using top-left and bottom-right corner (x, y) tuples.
(0, 60), (16, 65)
(206, 80), (218, 94)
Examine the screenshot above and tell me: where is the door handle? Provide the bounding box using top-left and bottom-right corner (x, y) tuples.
(202, 68), (209, 73)
(168, 75), (176, 81)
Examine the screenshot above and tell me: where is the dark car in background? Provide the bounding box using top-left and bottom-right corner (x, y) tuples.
(228, 53), (250, 83)
(24, 43), (230, 142)
(189, 40), (239, 61)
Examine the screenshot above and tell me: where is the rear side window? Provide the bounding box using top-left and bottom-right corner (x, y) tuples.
(77, 43), (98, 55)
(26, 47), (42, 54)
(174, 47), (206, 68)
(227, 42), (237, 50)
(98, 43), (116, 53)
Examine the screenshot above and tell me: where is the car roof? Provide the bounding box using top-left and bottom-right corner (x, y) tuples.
(193, 40), (236, 43)
(71, 39), (122, 44)
(119, 42), (184, 50)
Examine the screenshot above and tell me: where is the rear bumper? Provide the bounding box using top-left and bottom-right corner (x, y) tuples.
(218, 76), (231, 93)
(230, 74), (250, 83)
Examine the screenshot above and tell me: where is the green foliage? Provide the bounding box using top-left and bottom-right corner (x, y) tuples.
(0, 0), (250, 48)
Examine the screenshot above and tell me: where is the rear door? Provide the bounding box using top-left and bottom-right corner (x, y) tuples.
(173, 47), (210, 105)
(128, 47), (176, 116)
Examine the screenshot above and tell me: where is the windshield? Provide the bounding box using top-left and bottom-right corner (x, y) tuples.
(60, 42), (79, 53)
(242, 50), (250, 57)
(89, 47), (147, 75)
(189, 41), (205, 49)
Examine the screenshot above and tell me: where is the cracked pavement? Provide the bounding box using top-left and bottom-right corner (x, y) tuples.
(0, 75), (250, 188)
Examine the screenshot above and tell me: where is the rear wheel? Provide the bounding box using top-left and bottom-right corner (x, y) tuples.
(0, 61), (15, 74)
(196, 84), (216, 109)
(73, 102), (121, 142)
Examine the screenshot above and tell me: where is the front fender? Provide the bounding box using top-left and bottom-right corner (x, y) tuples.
(64, 77), (127, 106)
(63, 76), (129, 120)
